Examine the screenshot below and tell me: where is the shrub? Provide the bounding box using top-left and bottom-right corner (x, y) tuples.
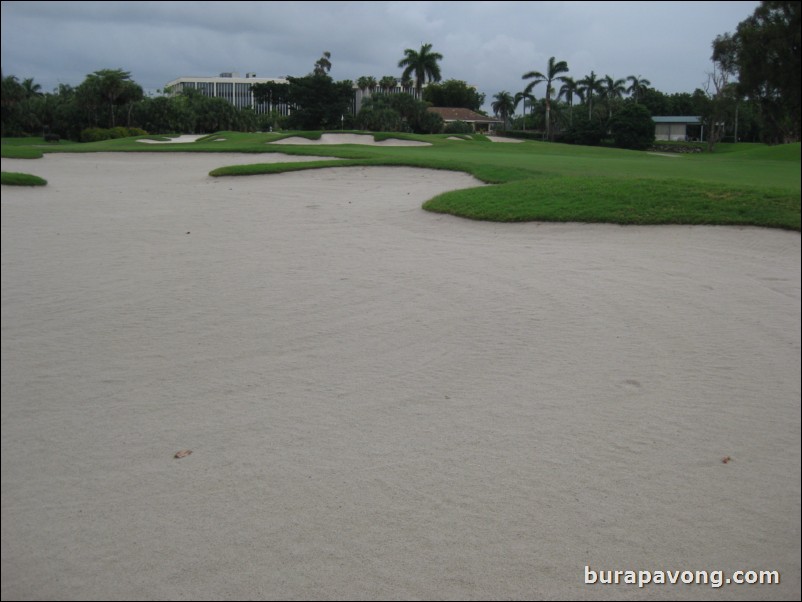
(562, 114), (607, 146)
(80, 127), (111, 142)
(444, 120), (474, 134)
(609, 103), (655, 150)
(415, 110), (444, 134)
(495, 130), (545, 141)
(110, 126), (130, 139)
(43, 133), (60, 143)
(80, 126), (148, 142)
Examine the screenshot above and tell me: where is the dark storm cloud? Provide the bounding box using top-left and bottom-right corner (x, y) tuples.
(2, 1), (761, 110)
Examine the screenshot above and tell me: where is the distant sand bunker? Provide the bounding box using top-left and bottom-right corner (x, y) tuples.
(137, 135), (206, 144)
(270, 133), (431, 146)
(485, 135), (523, 143)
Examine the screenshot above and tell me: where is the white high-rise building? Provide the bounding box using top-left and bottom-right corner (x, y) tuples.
(164, 72), (290, 115)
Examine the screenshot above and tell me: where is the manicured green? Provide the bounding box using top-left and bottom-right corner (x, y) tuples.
(1, 171), (47, 186)
(2, 133), (799, 230)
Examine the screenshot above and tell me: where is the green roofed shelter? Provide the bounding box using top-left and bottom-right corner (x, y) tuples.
(652, 116), (703, 142)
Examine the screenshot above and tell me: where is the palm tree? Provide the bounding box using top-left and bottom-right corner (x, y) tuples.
(514, 91), (535, 130)
(601, 75), (627, 118)
(356, 76), (375, 110)
(379, 75), (397, 95)
(398, 43), (443, 97)
(491, 91), (515, 129)
(578, 71), (603, 120)
(557, 76), (580, 125)
(626, 75), (651, 103)
(21, 78), (43, 99)
(522, 56), (569, 140)
(313, 51), (332, 76)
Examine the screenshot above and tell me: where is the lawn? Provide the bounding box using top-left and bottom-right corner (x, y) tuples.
(2, 132), (799, 230)
(0, 171), (47, 186)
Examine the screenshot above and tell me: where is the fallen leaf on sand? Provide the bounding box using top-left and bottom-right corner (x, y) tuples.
(174, 449), (192, 459)
(721, 456), (732, 464)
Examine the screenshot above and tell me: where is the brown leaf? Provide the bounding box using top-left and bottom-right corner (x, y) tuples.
(721, 456), (732, 464)
(174, 449), (192, 459)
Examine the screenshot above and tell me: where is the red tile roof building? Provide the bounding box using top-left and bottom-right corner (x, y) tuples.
(427, 107), (503, 132)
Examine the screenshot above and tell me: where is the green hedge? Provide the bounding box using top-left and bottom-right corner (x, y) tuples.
(80, 127), (148, 143)
(494, 130), (545, 141)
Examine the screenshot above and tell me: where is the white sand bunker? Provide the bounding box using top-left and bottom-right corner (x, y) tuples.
(1, 152), (799, 600)
(137, 134), (206, 144)
(270, 133), (431, 146)
(485, 135), (523, 143)
(447, 136), (467, 141)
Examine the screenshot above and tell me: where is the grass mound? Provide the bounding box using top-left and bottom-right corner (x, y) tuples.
(1, 171), (47, 186)
(423, 176), (800, 230)
(2, 133), (799, 229)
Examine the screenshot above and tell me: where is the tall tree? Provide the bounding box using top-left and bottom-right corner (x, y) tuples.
(355, 94), (403, 131)
(601, 75), (627, 118)
(356, 76), (371, 94)
(355, 76), (376, 110)
(78, 69), (137, 128)
(514, 90), (536, 130)
(313, 51), (332, 76)
(1, 73), (26, 136)
(639, 87), (671, 116)
(379, 75), (397, 94)
(251, 81), (290, 114)
(557, 76), (580, 125)
(702, 36), (739, 151)
(423, 79), (485, 111)
(578, 71), (603, 119)
(609, 103), (655, 150)
(491, 90), (515, 129)
(730, 0), (800, 142)
(285, 75), (354, 130)
(398, 43), (443, 96)
(21, 78), (43, 99)
(626, 75), (651, 103)
(522, 56), (569, 140)
(119, 79), (144, 127)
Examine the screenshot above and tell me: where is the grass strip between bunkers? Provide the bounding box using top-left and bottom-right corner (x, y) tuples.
(1, 171), (47, 186)
(3, 132), (799, 230)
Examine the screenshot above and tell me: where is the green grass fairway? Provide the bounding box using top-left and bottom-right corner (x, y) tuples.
(2, 133), (799, 229)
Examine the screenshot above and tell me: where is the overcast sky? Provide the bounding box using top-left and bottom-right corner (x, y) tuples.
(2, 1), (760, 112)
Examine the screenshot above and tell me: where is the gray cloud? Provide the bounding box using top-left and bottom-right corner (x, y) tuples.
(2, 0), (761, 111)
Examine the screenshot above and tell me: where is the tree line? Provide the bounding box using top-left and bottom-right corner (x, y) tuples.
(1, 68), (265, 140)
(2, 1), (797, 146)
(490, 1), (799, 148)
